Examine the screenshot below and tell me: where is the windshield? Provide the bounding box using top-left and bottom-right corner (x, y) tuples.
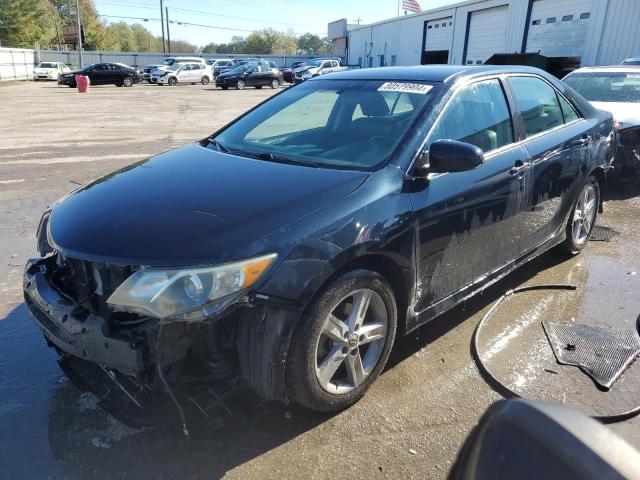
(167, 65), (181, 72)
(162, 59), (175, 66)
(212, 79), (438, 170)
(564, 72), (640, 103)
(307, 60), (323, 67)
(38, 63), (57, 68)
(623, 60), (640, 66)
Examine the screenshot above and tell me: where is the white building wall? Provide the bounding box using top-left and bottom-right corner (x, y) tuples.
(346, 0), (640, 68)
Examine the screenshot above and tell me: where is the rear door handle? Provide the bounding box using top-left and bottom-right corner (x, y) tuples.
(568, 135), (592, 148)
(510, 160), (530, 176)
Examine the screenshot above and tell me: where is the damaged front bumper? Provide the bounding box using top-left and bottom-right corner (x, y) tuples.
(23, 256), (300, 425)
(24, 259), (150, 375)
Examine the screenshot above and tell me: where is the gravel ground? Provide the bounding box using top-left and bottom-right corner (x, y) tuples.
(1, 80), (639, 479)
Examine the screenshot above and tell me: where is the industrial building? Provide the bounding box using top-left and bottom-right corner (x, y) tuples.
(328, 0), (640, 69)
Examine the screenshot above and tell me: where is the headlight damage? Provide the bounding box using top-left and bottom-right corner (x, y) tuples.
(107, 253), (277, 321)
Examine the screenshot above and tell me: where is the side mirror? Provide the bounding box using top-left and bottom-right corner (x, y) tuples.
(416, 139), (484, 176)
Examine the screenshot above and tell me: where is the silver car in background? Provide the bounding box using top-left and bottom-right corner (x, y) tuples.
(564, 66), (640, 177)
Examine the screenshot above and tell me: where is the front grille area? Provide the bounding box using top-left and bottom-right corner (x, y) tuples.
(48, 253), (137, 320)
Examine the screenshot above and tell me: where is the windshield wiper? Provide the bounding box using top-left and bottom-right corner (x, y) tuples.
(207, 138), (230, 153)
(253, 151), (321, 168)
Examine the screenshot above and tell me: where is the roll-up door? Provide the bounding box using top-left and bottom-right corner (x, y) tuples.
(525, 0), (593, 57)
(464, 6), (509, 65)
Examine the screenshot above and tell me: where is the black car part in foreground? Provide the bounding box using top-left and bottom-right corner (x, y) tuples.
(58, 63), (142, 87)
(25, 65), (614, 428)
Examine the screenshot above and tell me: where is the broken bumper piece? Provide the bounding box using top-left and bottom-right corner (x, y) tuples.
(23, 259), (149, 376)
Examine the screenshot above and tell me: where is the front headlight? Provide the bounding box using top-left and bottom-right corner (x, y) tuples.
(107, 253), (277, 321)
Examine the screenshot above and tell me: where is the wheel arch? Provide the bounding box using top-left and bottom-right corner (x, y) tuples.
(589, 166), (607, 213)
(301, 253), (411, 336)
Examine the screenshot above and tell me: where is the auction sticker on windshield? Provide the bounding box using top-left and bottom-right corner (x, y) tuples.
(378, 82), (433, 95)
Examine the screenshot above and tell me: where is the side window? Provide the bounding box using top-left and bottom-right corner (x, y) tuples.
(508, 76), (565, 137)
(558, 95), (580, 123)
(429, 79), (514, 153)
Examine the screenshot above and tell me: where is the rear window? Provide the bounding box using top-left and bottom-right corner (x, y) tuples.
(508, 76), (565, 137)
(564, 72), (640, 103)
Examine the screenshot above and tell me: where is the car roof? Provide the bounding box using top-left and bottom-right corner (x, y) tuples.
(567, 66), (640, 74)
(318, 65), (551, 83)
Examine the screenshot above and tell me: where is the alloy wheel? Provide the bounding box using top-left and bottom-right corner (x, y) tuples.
(237, 80), (246, 90)
(572, 184), (597, 245)
(123, 76), (133, 87)
(314, 289), (387, 394)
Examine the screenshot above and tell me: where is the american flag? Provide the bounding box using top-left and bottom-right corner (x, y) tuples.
(402, 0), (422, 13)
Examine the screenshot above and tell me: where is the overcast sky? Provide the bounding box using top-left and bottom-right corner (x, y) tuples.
(93, 0), (459, 46)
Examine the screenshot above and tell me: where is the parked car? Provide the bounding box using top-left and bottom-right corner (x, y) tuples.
(215, 63), (282, 89)
(140, 64), (160, 82)
(214, 58), (260, 76)
(209, 58), (233, 76)
(622, 56), (640, 66)
(25, 66), (613, 420)
(151, 62), (212, 86)
(58, 63), (141, 87)
(281, 62), (306, 83)
(564, 66), (640, 176)
(33, 62), (70, 81)
(294, 58), (346, 83)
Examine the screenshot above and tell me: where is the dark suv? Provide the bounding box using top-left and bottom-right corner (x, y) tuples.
(25, 66), (613, 421)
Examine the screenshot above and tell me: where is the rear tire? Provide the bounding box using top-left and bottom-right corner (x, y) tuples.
(560, 176), (600, 255)
(237, 79), (246, 90)
(201, 76), (210, 85)
(285, 269), (397, 412)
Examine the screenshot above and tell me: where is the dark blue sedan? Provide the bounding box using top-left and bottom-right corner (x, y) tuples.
(24, 65), (615, 422)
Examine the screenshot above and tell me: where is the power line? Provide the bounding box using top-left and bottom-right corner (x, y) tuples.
(98, 14), (327, 36)
(169, 6), (300, 27)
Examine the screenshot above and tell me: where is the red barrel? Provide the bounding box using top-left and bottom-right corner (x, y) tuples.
(76, 75), (90, 93)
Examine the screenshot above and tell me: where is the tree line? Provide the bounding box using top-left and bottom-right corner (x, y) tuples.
(0, 0), (332, 55)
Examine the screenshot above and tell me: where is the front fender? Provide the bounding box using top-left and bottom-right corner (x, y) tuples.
(255, 167), (415, 311)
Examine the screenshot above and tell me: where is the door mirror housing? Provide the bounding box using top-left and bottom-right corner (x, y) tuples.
(416, 139), (484, 176)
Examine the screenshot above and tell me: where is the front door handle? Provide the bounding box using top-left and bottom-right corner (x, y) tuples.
(510, 160), (530, 176)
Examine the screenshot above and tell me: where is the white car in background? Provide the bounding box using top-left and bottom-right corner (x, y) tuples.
(33, 62), (70, 81)
(151, 62), (212, 86)
(564, 66), (640, 176)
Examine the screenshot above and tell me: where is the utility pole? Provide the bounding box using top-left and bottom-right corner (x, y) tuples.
(166, 7), (171, 54)
(160, 0), (166, 53)
(75, 0), (83, 68)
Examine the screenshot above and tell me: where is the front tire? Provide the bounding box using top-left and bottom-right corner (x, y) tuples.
(123, 75), (133, 87)
(286, 270), (397, 412)
(560, 176), (600, 255)
(271, 79), (280, 89)
(168, 77), (177, 86)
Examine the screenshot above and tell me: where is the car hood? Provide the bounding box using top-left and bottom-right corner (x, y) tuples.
(592, 102), (640, 129)
(49, 143), (369, 266)
(34, 68), (56, 72)
(218, 71), (240, 78)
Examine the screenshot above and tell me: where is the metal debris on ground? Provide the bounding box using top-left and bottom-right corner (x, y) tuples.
(590, 225), (620, 242)
(542, 321), (640, 389)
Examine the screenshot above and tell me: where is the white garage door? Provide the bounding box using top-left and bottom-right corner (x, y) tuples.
(526, 0), (593, 57)
(424, 17), (453, 51)
(464, 6), (509, 65)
